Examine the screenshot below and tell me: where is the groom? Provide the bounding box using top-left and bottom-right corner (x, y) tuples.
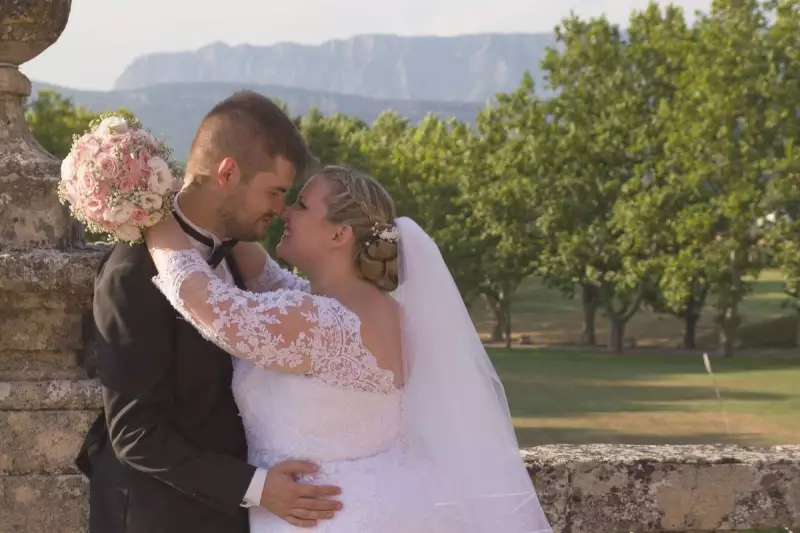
(77, 91), (341, 533)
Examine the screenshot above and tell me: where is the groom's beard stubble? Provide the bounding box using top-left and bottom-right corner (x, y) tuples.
(221, 209), (279, 242)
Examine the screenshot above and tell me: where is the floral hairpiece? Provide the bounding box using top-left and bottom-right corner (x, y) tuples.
(371, 222), (400, 244)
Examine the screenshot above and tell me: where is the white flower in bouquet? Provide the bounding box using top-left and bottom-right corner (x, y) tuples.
(61, 153), (75, 181)
(95, 116), (129, 137)
(140, 192), (164, 211)
(115, 223), (143, 242)
(104, 201), (135, 225)
(58, 114), (179, 243)
(147, 157), (174, 196)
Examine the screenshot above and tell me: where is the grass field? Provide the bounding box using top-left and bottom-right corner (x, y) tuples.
(489, 348), (800, 447)
(471, 269), (797, 348)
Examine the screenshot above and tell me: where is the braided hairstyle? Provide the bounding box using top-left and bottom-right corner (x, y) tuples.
(314, 165), (399, 292)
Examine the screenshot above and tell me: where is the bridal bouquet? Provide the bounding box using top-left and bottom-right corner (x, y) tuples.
(58, 115), (180, 243)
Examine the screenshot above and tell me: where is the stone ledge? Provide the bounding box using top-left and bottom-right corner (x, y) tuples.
(0, 474), (87, 533)
(524, 444), (800, 532)
(0, 350), (87, 378)
(0, 304), (85, 350)
(0, 248), (105, 293)
(0, 410), (97, 475)
(0, 443), (797, 532)
(0, 379), (101, 410)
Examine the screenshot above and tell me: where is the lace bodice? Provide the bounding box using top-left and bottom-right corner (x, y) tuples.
(152, 248), (397, 394)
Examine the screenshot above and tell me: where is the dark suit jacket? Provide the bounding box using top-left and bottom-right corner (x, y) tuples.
(77, 243), (255, 533)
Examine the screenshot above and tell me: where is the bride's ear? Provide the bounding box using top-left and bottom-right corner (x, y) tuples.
(331, 224), (354, 248)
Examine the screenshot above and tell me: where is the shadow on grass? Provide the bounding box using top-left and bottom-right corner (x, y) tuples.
(504, 381), (786, 419)
(490, 350), (800, 445)
(489, 349), (800, 381)
(515, 426), (765, 446)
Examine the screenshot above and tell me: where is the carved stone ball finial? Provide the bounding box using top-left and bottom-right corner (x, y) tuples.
(0, 0), (76, 250)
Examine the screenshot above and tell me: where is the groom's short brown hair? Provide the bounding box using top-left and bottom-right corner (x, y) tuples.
(186, 91), (312, 183)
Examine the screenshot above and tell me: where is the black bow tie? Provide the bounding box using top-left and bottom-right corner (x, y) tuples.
(172, 212), (237, 268)
(172, 210), (247, 290)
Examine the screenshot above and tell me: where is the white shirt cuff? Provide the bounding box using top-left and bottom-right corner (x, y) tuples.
(241, 467), (268, 508)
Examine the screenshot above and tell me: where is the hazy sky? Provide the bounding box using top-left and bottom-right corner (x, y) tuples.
(21, 0), (711, 90)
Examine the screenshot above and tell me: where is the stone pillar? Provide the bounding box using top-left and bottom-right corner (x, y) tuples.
(0, 2), (104, 532)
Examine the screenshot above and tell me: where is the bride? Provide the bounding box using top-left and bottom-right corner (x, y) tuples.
(145, 164), (552, 533)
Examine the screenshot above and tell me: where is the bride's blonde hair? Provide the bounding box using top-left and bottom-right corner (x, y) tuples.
(313, 165), (399, 292)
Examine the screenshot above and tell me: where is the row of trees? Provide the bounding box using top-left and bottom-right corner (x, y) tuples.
(26, 0), (800, 356)
(291, 0), (800, 356)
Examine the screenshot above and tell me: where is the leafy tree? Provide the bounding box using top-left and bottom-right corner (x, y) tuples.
(360, 112), (487, 300)
(25, 89), (136, 158)
(659, 0), (777, 356)
(300, 107), (369, 168)
(537, 15), (651, 352)
(616, 2), (709, 349)
(467, 74), (546, 346)
(761, 0), (800, 345)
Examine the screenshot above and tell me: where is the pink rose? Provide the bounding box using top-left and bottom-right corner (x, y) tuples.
(77, 166), (96, 192)
(84, 197), (106, 222)
(98, 154), (119, 180)
(79, 138), (101, 160)
(117, 177), (136, 192)
(124, 158), (144, 184)
(95, 182), (111, 201)
(138, 149), (151, 168)
(100, 220), (118, 232)
(130, 206), (148, 224)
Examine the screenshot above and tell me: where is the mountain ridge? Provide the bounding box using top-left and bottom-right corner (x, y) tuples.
(31, 80), (483, 160)
(114, 32), (557, 102)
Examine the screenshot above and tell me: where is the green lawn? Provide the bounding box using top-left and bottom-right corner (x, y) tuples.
(489, 348), (800, 447)
(472, 269), (797, 348)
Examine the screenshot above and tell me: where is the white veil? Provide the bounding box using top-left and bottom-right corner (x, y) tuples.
(393, 217), (552, 533)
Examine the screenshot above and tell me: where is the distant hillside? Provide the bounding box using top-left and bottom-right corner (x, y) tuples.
(31, 81), (482, 160)
(115, 33), (556, 102)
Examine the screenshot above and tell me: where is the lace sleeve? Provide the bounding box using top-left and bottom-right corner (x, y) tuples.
(152, 249), (337, 373)
(246, 255), (310, 293)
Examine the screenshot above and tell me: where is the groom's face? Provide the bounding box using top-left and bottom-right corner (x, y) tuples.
(218, 155), (296, 241)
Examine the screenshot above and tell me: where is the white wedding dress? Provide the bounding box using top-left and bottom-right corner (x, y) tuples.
(152, 217), (552, 533)
(231, 259), (435, 532)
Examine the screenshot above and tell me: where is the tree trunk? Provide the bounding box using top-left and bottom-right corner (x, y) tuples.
(485, 294), (504, 343)
(492, 320), (504, 344)
(718, 321), (735, 357)
(796, 309), (800, 348)
(502, 280), (513, 350)
(717, 304), (740, 358)
(608, 318), (625, 353)
(580, 284), (599, 346)
(683, 312), (699, 349)
(717, 254), (742, 358)
(602, 281), (646, 354)
(683, 296), (699, 349)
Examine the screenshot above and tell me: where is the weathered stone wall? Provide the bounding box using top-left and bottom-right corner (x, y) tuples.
(0, 254), (798, 532)
(0, 250), (103, 533)
(527, 444), (800, 532)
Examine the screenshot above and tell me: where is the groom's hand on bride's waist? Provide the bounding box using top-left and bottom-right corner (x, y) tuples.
(261, 460), (343, 528)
